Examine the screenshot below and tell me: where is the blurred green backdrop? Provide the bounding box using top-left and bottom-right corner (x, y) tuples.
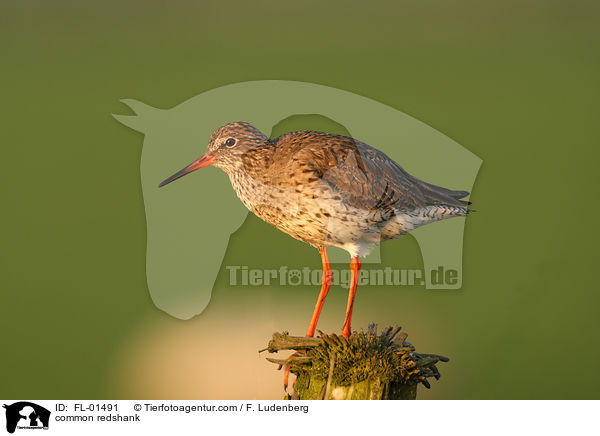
(1, 0), (599, 399)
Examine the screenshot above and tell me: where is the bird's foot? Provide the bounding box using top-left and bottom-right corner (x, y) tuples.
(341, 321), (352, 339)
(283, 350), (306, 394)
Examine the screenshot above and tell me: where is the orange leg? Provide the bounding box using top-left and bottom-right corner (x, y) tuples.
(283, 355), (299, 391)
(306, 247), (333, 337)
(284, 247), (332, 391)
(341, 256), (361, 339)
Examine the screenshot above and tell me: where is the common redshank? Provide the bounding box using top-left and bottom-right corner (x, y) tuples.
(159, 122), (471, 340)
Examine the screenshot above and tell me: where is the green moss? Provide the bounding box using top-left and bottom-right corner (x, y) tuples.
(267, 324), (448, 400)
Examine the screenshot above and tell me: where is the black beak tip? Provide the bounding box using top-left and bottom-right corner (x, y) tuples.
(158, 177), (175, 188)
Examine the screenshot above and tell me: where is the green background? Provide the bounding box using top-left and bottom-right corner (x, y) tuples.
(1, 0), (599, 399)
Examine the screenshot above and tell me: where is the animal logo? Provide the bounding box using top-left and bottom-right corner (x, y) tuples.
(3, 402), (50, 434)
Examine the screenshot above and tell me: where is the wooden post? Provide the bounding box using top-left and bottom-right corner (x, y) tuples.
(262, 324), (448, 400)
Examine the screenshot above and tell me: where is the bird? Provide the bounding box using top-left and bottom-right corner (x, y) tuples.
(159, 121), (471, 341)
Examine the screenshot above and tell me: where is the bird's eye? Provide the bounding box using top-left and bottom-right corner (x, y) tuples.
(224, 138), (236, 147)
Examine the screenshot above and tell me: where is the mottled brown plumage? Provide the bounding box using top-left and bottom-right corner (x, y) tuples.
(171, 122), (470, 257)
(159, 121), (472, 342)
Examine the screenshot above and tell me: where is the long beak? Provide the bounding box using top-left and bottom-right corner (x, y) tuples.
(158, 154), (214, 188)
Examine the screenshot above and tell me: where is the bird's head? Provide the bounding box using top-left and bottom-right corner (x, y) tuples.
(158, 121), (269, 187)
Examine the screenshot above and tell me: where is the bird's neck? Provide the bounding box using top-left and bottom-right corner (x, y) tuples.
(237, 141), (277, 178)
(226, 142), (278, 212)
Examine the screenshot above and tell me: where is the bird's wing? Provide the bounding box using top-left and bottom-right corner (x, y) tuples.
(272, 131), (470, 214)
